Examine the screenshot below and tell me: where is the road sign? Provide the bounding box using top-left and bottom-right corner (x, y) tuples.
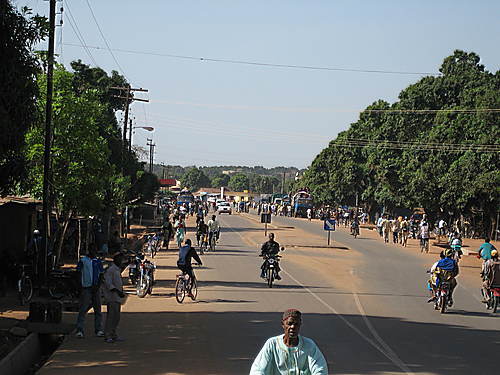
(261, 213), (272, 224)
(324, 219), (336, 231)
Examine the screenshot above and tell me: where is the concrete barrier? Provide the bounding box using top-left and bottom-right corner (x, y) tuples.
(0, 332), (41, 375)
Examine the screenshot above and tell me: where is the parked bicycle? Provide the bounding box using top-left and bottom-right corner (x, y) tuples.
(48, 268), (80, 300)
(17, 263), (34, 305)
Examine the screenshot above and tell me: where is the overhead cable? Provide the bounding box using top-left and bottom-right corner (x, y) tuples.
(64, 2), (98, 67)
(84, 0), (128, 80)
(63, 42), (439, 76)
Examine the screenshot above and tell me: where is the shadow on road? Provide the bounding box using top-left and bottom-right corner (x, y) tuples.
(42, 311), (500, 375)
(198, 280), (323, 290)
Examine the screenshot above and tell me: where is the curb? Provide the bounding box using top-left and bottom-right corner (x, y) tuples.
(0, 332), (42, 375)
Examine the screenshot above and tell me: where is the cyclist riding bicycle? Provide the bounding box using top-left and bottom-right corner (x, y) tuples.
(196, 219), (209, 247)
(176, 239), (202, 297)
(207, 215), (220, 246)
(260, 233), (283, 280)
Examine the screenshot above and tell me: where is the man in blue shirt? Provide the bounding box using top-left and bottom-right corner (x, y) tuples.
(435, 249), (459, 306)
(478, 237), (497, 261)
(75, 247), (104, 338)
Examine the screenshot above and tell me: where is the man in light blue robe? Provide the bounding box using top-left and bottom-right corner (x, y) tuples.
(250, 309), (328, 375)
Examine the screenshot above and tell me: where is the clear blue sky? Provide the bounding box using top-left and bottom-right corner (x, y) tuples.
(24, 0), (500, 168)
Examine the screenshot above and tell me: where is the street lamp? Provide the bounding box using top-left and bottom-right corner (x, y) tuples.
(129, 126), (154, 152)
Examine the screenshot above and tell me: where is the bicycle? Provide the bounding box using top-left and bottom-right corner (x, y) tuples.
(199, 234), (208, 255)
(17, 264), (34, 305)
(175, 270), (198, 303)
(209, 231), (217, 252)
(420, 237), (429, 253)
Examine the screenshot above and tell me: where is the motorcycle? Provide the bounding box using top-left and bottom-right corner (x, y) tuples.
(434, 280), (452, 313)
(127, 253), (144, 285)
(351, 223), (360, 239)
(485, 285), (500, 313)
(261, 254), (281, 288)
(136, 258), (156, 298)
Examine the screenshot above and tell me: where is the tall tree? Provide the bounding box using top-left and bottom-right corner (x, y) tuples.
(0, 3), (47, 195)
(181, 168), (211, 191)
(228, 173), (249, 191)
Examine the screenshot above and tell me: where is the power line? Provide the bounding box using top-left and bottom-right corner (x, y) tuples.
(332, 138), (500, 153)
(144, 112), (499, 152)
(64, 2), (98, 66)
(62, 42), (440, 76)
(84, 0), (128, 80)
(147, 98), (500, 115)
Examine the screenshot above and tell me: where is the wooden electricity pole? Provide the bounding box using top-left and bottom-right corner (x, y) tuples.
(42, 0), (56, 285)
(110, 87), (149, 172)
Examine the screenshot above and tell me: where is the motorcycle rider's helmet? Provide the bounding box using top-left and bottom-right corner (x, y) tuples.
(491, 250), (498, 258)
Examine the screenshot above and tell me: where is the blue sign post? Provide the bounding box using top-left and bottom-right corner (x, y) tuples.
(323, 219), (336, 246)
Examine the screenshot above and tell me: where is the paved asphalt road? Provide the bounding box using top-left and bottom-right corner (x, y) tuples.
(40, 213), (499, 375)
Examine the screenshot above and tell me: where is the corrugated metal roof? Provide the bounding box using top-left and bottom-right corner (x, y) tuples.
(0, 196), (42, 206)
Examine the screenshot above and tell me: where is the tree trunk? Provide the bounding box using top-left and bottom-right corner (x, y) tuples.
(77, 219), (82, 260)
(55, 210), (72, 265)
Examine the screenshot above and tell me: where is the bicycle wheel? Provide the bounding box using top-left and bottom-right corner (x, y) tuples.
(18, 277), (33, 305)
(175, 277), (185, 303)
(190, 278), (198, 300)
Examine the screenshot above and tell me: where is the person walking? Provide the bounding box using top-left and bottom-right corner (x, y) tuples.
(102, 254), (126, 343)
(75, 247), (104, 338)
(162, 217), (174, 250)
(250, 309), (328, 374)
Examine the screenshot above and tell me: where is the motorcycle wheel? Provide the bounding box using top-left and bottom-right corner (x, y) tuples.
(175, 277), (185, 303)
(267, 268), (274, 288)
(136, 276), (150, 298)
(440, 294), (447, 314)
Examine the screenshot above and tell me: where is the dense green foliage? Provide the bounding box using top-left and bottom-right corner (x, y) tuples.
(0, 4), (47, 195)
(155, 165), (292, 193)
(301, 51), (499, 235)
(228, 173), (250, 191)
(180, 167), (211, 191)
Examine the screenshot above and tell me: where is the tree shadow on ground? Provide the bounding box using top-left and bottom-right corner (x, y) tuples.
(41, 311), (500, 375)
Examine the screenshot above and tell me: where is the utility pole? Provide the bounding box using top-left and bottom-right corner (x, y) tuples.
(110, 87), (149, 172)
(281, 171), (286, 194)
(128, 118), (133, 153)
(147, 138), (155, 174)
(42, 0), (56, 287)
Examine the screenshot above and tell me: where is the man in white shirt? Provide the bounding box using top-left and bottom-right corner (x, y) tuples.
(250, 309), (328, 375)
(437, 219), (447, 243)
(207, 215), (220, 245)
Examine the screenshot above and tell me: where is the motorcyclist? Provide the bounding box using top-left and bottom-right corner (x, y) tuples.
(260, 233), (283, 280)
(481, 249), (500, 304)
(350, 216), (360, 236)
(449, 232), (463, 260)
(176, 239), (202, 297)
(196, 219), (209, 247)
(429, 249), (459, 306)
